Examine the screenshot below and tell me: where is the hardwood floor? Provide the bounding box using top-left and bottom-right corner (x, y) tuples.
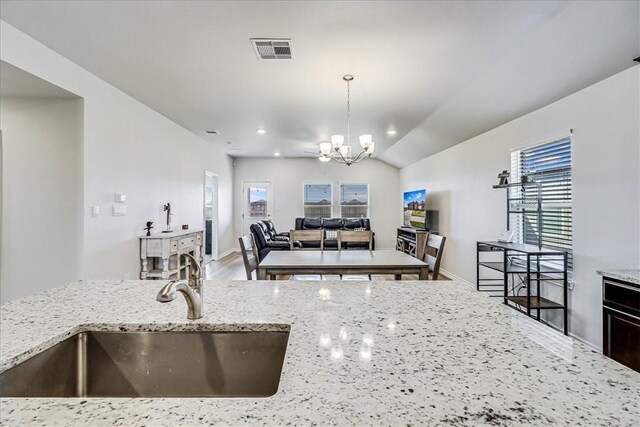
(205, 252), (450, 281)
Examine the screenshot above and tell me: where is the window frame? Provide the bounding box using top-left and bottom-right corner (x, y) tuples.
(339, 182), (370, 219)
(302, 183), (333, 218)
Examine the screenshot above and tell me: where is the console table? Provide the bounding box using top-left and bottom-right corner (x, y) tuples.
(477, 241), (568, 334)
(396, 227), (428, 259)
(139, 229), (203, 280)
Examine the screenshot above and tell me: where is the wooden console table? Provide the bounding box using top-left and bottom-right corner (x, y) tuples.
(396, 227), (428, 259)
(139, 229), (203, 280)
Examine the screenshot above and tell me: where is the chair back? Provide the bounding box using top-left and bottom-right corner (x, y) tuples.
(422, 234), (446, 279)
(290, 229), (324, 250)
(238, 234), (259, 280)
(337, 230), (373, 250)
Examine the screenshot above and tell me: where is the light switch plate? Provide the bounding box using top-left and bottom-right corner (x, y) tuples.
(91, 205), (100, 217)
(115, 193), (126, 203)
(113, 204), (126, 216)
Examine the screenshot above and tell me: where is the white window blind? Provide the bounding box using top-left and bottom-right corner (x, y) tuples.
(340, 183), (369, 218)
(511, 137), (573, 270)
(303, 184), (332, 218)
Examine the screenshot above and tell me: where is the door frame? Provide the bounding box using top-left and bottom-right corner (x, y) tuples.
(241, 180), (273, 235)
(203, 171), (219, 261)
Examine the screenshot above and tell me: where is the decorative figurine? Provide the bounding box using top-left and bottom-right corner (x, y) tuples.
(144, 221), (154, 236)
(497, 170), (510, 186)
(162, 202), (172, 233)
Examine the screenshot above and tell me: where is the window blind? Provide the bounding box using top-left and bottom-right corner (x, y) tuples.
(303, 184), (332, 218)
(512, 137), (573, 270)
(340, 183), (369, 218)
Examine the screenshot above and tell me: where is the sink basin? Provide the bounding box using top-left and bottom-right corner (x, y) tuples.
(0, 329), (290, 398)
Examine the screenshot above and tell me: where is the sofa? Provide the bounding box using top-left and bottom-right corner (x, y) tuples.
(294, 217), (374, 250)
(250, 218), (375, 261)
(250, 220), (291, 261)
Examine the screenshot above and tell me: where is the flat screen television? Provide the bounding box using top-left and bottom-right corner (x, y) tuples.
(403, 189), (427, 229)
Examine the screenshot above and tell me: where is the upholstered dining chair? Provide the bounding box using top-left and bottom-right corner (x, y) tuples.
(421, 234), (446, 280)
(238, 234), (259, 280)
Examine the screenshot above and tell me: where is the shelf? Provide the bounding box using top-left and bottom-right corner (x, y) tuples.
(505, 295), (565, 309)
(479, 261), (565, 274)
(493, 182), (540, 188)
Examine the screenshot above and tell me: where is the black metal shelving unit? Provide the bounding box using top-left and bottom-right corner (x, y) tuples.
(476, 241), (568, 335)
(477, 181), (569, 335)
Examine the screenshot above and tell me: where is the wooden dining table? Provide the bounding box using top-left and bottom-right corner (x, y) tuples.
(257, 249), (429, 280)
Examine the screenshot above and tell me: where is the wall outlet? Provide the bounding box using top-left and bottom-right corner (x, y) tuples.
(112, 204), (126, 216)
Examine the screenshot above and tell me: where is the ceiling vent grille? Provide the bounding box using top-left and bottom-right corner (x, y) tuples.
(250, 39), (292, 59)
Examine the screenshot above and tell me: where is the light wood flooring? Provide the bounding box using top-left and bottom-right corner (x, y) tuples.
(205, 252), (449, 281)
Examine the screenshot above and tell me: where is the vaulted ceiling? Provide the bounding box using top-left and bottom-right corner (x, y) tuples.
(1, 1), (637, 167)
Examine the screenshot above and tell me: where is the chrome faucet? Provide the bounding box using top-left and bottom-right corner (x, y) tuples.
(156, 253), (203, 319)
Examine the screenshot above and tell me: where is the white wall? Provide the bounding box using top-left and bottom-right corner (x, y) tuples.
(400, 66), (640, 346)
(234, 158), (400, 249)
(0, 98), (83, 302)
(0, 21), (235, 284)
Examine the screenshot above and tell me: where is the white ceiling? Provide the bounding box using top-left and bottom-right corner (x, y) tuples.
(0, 61), (78, 98)
(0, 1), (637, 167)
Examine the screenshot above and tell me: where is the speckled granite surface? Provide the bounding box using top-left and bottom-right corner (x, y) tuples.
(1, 280), (638, 426)
(597, 269), (640, 285)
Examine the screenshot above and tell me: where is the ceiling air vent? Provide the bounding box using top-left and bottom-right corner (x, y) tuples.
(250, 39), (292, 60)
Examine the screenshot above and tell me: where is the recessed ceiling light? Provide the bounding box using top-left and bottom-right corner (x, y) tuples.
(257, 129), (267, 134)
(386, 130), (397, 135)
(274, 152), (281, 157)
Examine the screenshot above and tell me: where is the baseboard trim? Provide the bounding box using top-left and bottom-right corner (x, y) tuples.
(216, 248), (238, 260)
(440, 268), (474, 287)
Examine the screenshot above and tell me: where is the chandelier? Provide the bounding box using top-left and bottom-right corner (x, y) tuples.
(319, 74), (374, 166)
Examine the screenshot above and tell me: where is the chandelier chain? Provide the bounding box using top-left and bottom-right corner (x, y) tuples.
(346, 78), (351, 148)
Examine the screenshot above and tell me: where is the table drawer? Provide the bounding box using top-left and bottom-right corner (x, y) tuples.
(179, 236), (196, 249)
(170, 239), (178, 253)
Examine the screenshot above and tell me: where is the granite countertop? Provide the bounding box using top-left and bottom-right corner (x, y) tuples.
(1, 280), (638, 426)
(597, 269), (640, 285)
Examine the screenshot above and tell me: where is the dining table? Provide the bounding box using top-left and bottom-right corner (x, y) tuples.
(257, 249), (429, 280)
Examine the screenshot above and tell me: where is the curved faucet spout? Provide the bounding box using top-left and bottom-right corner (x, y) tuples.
(157, 280), (203, 319)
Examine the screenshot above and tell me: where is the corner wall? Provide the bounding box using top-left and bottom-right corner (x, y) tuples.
(233, 157), (401, 249)
(0, 20), (236, 283)
(400, 66), (640, 346)
(0, 97), (83, 302)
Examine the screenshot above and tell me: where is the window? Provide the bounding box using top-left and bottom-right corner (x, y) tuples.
(340, 183), (369, 218)
(303, 184), (332, 218)
(511, 137), (573, 270)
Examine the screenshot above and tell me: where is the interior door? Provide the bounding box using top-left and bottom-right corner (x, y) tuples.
(242, 181), (273, 235)
(204, 171), (218, 261)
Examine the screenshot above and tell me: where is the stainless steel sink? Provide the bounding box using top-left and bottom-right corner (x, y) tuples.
(0, 329), (290, 398)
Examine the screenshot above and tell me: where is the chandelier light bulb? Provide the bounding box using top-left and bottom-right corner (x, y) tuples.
(319, 155), (331, 162)
(359, 134), (373, 150)
(319, 142), (332, 155)
(365, 141), (375, 155)
(331, 134), (344, 149)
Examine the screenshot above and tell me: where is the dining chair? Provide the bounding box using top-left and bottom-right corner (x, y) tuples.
(337, 230), (373, 280)
(421, 234), (446, 280)
(288, 229), (325, 280)
(337, 230), (373, 251)
(290, 229), (324, 250)
(238, 234), (259, 280)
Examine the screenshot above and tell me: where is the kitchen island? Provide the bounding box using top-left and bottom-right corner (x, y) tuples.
(1, 279), (638, 426)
